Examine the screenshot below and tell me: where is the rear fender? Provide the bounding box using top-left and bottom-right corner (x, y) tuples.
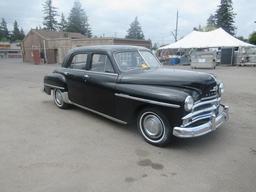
(43, 73), (67, 94)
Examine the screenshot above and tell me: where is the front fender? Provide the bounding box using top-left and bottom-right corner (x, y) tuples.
(115, 84), (199, 126)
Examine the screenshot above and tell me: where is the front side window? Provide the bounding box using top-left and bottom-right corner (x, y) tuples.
(90, 54), (114, 73)
(69, 53), (88, 70)
(114, 51), (160, 72)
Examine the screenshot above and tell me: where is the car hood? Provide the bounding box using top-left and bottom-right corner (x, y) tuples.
(119, 67), (217, 96)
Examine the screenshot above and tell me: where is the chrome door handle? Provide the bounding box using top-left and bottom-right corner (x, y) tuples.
(83, 74), (89, 83)
(64, 72), (70, 76)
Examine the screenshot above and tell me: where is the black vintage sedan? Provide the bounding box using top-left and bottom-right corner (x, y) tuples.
(43, 45), (229, 146)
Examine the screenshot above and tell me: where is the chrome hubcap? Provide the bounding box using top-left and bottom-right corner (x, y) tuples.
(142, 114), (164, 139)
(55, 90), (63, 106)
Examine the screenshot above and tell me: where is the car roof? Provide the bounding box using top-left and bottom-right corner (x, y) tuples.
(69, 45), (150, 54)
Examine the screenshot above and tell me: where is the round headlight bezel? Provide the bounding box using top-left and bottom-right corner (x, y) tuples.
(219, 82), (224, 95)
(184, 96), (194, 112)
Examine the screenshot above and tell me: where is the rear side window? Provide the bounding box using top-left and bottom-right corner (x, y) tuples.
(69, 53), (88, 70)
(90, 54), (114, 73)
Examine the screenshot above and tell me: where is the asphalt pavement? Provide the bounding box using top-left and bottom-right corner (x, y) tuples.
(0, 59), (255, 192)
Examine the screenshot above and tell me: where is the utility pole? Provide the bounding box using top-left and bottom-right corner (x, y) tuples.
(175, 10), (179, 42)
(171, 10), (179, 42)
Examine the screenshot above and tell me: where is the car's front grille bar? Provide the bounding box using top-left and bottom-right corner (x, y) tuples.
(181, 96), (221, 127)
(192, 97), (220, 110)
(183, 105), (218, 120)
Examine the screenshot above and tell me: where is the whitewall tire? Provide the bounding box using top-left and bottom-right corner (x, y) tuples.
(53, 89), (69, 109)
(137, 108), (172, 147)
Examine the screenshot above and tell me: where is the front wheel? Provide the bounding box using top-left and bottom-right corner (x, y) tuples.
(137, 108), (172, 147)
(53, 89), (69, 109)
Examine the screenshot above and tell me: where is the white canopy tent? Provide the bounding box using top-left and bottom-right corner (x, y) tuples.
(159, 28), (254, 50)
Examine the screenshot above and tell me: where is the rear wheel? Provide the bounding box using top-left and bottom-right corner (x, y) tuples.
(53, 89), (69, 109)
(137, 108), (172, 147)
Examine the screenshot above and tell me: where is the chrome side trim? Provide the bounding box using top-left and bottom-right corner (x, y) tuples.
(60, 92), (127, 125)
(85, 70), (118, 76)
(115, 93), (180, 108)
(44, 83), (65, 90)
(71, 102), (127, 125)
(66, 68), (118, 76)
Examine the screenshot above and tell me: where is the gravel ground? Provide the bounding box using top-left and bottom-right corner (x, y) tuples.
(0, 59), (256, 192)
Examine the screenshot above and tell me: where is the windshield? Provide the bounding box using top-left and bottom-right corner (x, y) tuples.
(114, 50), (161, 72)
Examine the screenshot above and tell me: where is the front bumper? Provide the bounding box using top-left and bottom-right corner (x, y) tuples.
(173, 104), (229, 138)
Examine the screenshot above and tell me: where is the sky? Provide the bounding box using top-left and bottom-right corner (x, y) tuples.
(0, 0), (256, 45)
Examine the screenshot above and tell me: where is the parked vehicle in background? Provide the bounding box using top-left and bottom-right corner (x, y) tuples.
(43, 45), (229, 147)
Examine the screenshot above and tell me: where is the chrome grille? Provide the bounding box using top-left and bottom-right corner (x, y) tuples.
(204, 84), (219, 98)
(204, 90), (217, 97)
(182, 96), (220, 127)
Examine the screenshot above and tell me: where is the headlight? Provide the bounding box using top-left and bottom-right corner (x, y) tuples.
(184, 96), (194, 111)
(219, 82), (224, 95)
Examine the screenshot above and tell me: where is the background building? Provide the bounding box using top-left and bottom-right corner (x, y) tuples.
(0, 42), (22, 59)
(21, 29), (152, 64)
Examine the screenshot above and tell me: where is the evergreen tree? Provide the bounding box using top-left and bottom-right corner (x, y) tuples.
(193, 25), (203, 31)
(152, 43), (158, 50)
(36, 26), (42, 30)
(249, 32), (256, 45)
(237, 36), (247, 42)
(81, 15), (92, 37)
(0, 18), (9, 41)
(206, 14), (217, 30)
(215, 0), (236, 35)
(11, 20), (20, 42)
(58, 13), (67, 31)
(19, 28), (25, 40)
(66, 1), (92, 37)
(42, 0), (58, 31)
(126, 17), (145, 39)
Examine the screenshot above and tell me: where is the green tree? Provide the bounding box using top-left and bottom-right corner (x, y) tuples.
(66, 1), (92, 37)
(193, 25), (203, 31)
(207, 14), (216, 27)
(152, 43), (158, 50)
(19, 28), (25, 40)
(126, 17), (145, 39)
(10, 21), (25, 41)
(58, 13), (67, 31)
(42, 0), (58, 31)
(237, 36), (248, 42)
(215, 0), (236, 35)
(249, 32), (256, 45)
(206, 14), (217, 31)
(11, 20), (20, 42)
(0, 18), (9, 41)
